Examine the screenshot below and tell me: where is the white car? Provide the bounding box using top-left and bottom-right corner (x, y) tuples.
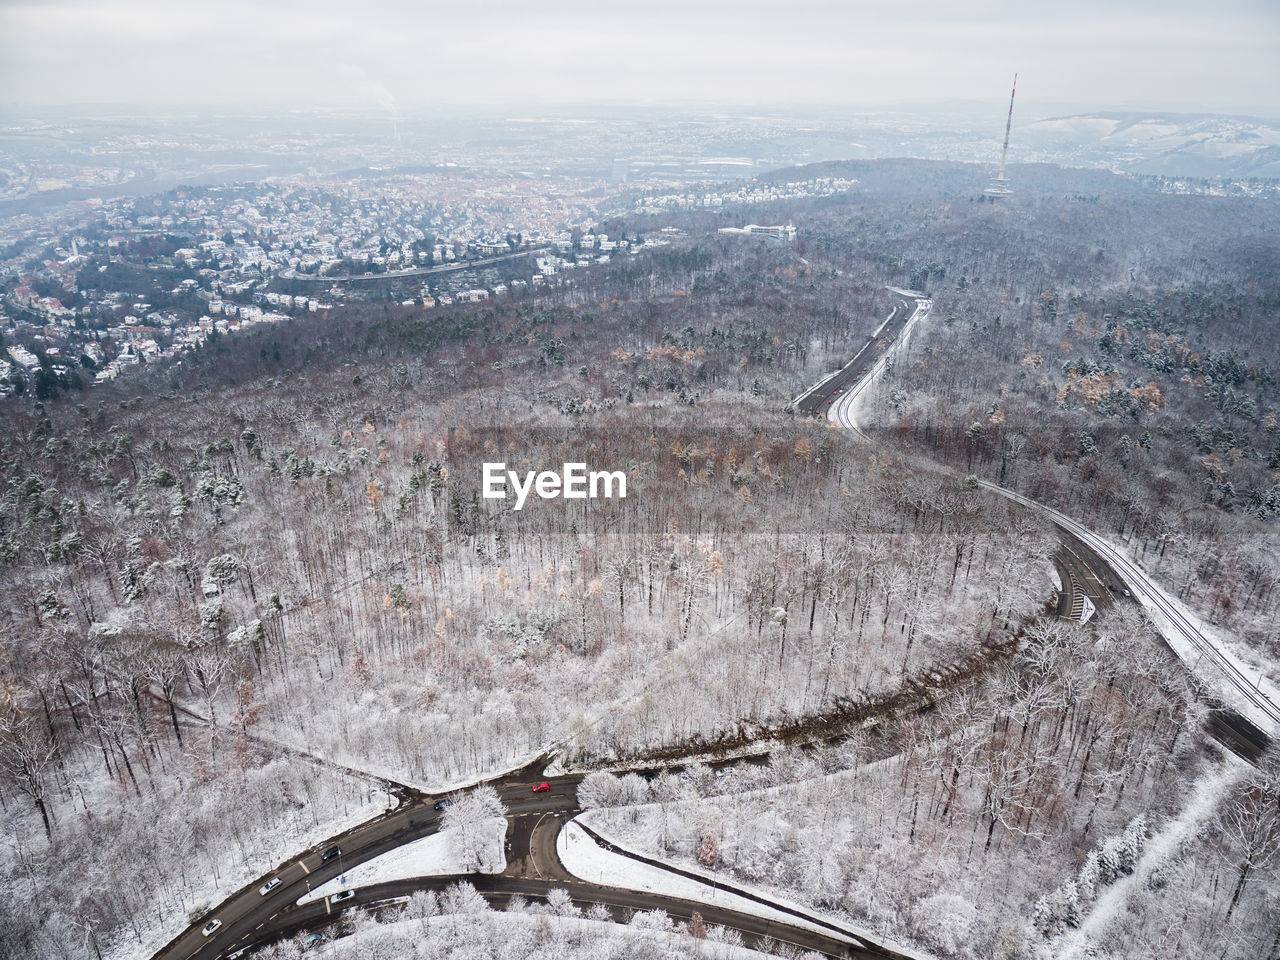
(201, 919), (222, 937)
(331, 889), (355, 904)
(258, 877), (282, 896)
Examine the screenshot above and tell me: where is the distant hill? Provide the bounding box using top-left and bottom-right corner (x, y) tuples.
(1025, 112), (1280, 178)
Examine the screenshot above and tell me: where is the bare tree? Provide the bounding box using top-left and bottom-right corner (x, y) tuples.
(1220, 753), (1280, 921)
(0, 708), (59, 838)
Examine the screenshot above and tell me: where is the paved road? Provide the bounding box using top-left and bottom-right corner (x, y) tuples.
(984, 480), (1280, 734)
(809, 287), (1275, 755)
(160, 767), (581, 960)
(158, 287), (1272, 960)
(161, 760), (897, 960)
(792, 295), (917, 420)
(1054, 527), (1121, 621)
(258, 875), (881, 959)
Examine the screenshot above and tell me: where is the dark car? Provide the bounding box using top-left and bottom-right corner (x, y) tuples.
(321, 846), (341, 862)
(433, 797), (453, 811)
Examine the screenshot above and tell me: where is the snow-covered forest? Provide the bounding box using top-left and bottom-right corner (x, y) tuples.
(580, 613), (1279, 958)
(2, 159), (1278, 960)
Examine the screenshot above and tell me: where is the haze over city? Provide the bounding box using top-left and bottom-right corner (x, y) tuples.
(2, 0), (1279, 116)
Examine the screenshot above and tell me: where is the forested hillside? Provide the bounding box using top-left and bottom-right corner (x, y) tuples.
(2, 160), (1277, 960)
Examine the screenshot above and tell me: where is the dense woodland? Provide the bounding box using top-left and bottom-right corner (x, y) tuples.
(829, 174), (1280, 679)
(2, 160), (1278, 960)
(584, 615), (1279, 959)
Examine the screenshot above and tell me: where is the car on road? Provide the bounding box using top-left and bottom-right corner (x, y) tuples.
(321, 846), (341, 862)
(258, 876), (282, 896)
(532, 781), (551, 792)
(201, 919), (222, 937)
(331, 889), (356, 904)
(433, 797), (453, 811)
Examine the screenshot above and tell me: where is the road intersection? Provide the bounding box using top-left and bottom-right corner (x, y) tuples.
(154, 288), (1272, 960)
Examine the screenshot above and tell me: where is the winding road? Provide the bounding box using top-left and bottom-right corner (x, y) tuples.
(154, 287), (1274, 960)
(813, 290), (1276, 750)
(156, 765), (891, 960)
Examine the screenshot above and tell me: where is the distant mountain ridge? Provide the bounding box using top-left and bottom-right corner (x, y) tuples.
(1025, 111), (1280, 178)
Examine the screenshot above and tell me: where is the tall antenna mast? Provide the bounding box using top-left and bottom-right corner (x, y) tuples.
(985, 73), (1018, 199)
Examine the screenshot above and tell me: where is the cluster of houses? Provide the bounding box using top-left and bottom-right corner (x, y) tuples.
(0, 172), (696, 395)
(636, 175), (856, 213)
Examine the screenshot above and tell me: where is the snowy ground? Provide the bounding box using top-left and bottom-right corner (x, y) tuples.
(979, 481), (1280, 736)
(112, 784), (394, 960)
(297, 820), (506, 904)
(560, 820), (937, 958)
(308, 903), (778, 959)
(559, 821), (840, 941)
(171, 689), (549, 795)
(1049, 756), (1249, 960)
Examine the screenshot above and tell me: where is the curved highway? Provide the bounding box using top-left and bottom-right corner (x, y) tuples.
(155, 288), (1274, 960)
(158, 762), (896, 960)
(983, 480), (1280, 732)
(816, 289), (1278, 745)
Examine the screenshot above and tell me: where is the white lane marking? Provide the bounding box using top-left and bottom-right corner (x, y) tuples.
(299, 861), (310, 875)
(790, 297), (909, 407)
(1063, 543), (1105, 588)
(530, 812), (552, 880)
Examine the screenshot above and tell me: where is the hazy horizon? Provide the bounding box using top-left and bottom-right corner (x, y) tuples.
(2, 1), (1277, 119)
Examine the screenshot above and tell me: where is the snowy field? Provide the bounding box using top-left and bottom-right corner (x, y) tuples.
(297, 819), (506, 904)
(558, 820), (934, 956)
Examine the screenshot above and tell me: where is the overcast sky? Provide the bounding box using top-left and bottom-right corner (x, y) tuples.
(2, 0), (1277, 117)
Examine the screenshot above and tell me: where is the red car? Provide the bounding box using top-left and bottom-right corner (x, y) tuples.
(532, 782), (551, 793)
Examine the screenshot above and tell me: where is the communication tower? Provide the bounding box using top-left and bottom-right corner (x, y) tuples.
(984, 74), (1018, 199)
